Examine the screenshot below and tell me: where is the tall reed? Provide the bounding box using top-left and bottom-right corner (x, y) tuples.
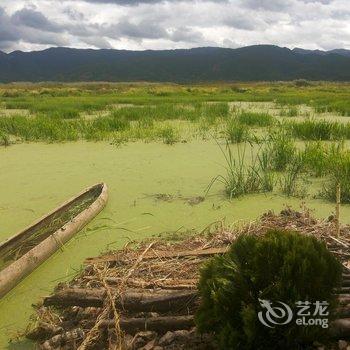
(207, 141), (274, 198)
(280, 153), (305, 197)
(265, 130), (296, 171)
(225, 119), (250, 143)
(287, 119), (350, 140)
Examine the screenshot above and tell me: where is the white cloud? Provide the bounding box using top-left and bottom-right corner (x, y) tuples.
(0, 0), (349, 52)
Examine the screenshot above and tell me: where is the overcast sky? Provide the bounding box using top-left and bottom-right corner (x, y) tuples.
(0, 0), (349, 53)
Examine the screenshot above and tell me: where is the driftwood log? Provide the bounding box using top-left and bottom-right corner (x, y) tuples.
(84, 276), (198, 290)
(99, 315), (194, 333)
(27, 315), (195, 342)
(44, 288), (198, 312)
(40, 328), (84, 350)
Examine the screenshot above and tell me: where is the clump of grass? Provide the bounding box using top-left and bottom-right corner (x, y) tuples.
(257, 148), (275, 192)
(207, 142), (274, 198)
(280, 153), (305, 197)
(321, 151), (350, 203)
(0, 132), (10, 146)
(236, 111), (275, 127)
(0, 116), (81, 142)
(287, 119), (347, 140)
(225, 119), (249, 143)
(110, 134), (128, 148)
(159, 126), (178, 145)
(204, 103), (229, 120)
(302, 141), (343, 177)
(90, 115), (130, 133)
(266, 130), (296, 171)
(42, 109), (80, 119)
(136, 117), (154, 129)
(280, 106), (298, 117)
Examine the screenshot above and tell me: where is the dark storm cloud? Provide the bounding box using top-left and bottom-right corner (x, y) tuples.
(224, 15), (259, 31)
(107, 19), (169, 39)
(11, 8), (63, 32)
(242, 0), (292, 12)
(170, 27), (204, 43)
(0, 6), (67, 51)
(0, 7), (21, 50)
(0, 8), (20, 43)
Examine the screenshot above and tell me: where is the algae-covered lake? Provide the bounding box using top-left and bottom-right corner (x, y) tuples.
(0, 140), (348, 348)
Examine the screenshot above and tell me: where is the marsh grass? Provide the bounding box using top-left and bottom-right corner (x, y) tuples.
(159, 125), (179, 145)
(136, 117), (154, 129)
(280, 106), (298, 117)
(0, 116), (81, 142)
(266, 130), (296, 171)
(39, 109), (80, 119)
(225, 119), (250, 143)
(302, 141), (343, 177)
(0, 132), (10, 146)
(257, 149), (275, 192)
(287, 119), (350, 140)
(321, 151), (350, 203)
(235, 111), (275, 127)
(207, 141), (274, 198)
(203, 102), (229, 121)
(280, 153), (305, 197)
(105, 102), (228, 124)
(0, 102), (230, 142)
(3, 82), (350, 116)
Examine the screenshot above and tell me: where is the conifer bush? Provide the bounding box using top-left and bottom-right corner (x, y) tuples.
(196, 230), (342, 350)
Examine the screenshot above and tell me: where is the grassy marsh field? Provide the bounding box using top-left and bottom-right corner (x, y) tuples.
(2, 82), (350, 348)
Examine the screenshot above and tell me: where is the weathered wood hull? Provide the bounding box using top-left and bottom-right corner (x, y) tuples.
(0, 183), (108, 299)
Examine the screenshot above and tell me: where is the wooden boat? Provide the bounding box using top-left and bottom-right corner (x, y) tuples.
(0, 183), (108, 298)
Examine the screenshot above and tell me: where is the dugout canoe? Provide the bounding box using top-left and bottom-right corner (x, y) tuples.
(0, 182), (108, 299)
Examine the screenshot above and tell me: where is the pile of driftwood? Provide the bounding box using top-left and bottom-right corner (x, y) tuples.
(26, 208), (350, 349)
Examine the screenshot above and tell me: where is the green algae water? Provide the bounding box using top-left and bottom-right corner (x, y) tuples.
(0, 140), (348, 348)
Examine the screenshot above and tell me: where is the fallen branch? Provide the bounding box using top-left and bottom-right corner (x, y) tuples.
(44, 288), (198, 312)
(83, 276), (198, 290)
(99, 315), (195, 334)
(85, 247), (227, 264)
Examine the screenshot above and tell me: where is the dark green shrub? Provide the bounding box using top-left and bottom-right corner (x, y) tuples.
(196, 230), (342, 350)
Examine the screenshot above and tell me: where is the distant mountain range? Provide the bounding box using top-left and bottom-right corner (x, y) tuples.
(1, 45), (350, 83)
